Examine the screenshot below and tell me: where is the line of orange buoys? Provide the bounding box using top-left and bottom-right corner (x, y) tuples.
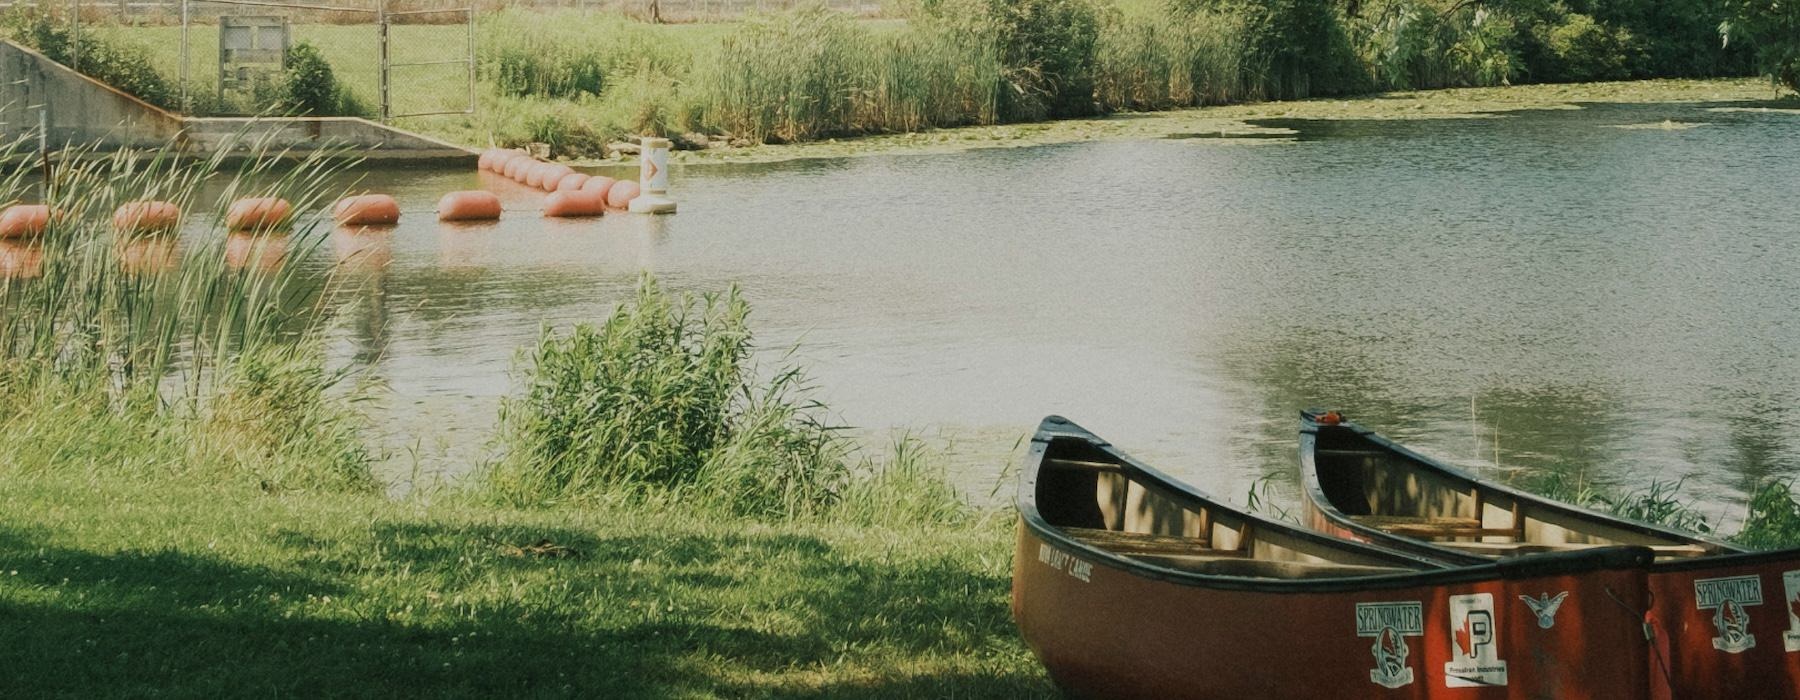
(0, 148), (646, 278)
(477, 148), (638, 219)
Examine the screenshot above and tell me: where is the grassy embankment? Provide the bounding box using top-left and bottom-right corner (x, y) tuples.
(29, 0), (1784, 160)
(0, 139), (1050, 696)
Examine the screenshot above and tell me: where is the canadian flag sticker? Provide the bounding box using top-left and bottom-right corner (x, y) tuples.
(1445, 593), (1509, 688)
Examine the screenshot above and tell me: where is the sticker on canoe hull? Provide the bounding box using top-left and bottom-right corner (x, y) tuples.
(1519, 592), (1569, 629)
(1445, 593), (1508, 688)
(1695, 575), (1763, 654)
(1356, 601), (1423, 689)
(1783, 571), (1800, 652)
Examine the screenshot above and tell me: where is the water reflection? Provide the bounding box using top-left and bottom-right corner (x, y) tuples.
(0, 240), (43, 279)
(332, 226), (394, 271)
(118, 235), (179, 275)
(225, 232), (288, 272)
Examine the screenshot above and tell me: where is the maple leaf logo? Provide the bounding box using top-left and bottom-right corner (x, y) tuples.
(1790, 591), (1800, 623)
(1455, 615), (1475, 658)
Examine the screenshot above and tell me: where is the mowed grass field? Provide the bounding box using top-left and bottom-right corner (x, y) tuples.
(0, 471), (1050, 698)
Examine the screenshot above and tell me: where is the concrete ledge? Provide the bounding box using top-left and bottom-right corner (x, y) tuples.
(0, 40), (476, 163)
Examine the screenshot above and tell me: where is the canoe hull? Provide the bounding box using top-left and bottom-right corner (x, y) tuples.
(1646, 553), (1800, 699)
(1014, 523), (1656, 699)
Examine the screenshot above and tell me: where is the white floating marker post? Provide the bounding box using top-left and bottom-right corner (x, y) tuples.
(627, 136), (677, 214)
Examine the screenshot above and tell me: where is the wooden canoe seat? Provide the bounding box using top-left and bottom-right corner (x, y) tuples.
(1438, 540), (1715, 558)
(1351, 515), (1519, 539)
(1064, 527), (1248, 558)
(1135, 555), (1409, 580)
(1042, 458), (1126, 473)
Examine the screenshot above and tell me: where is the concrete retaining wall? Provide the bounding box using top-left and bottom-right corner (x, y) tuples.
(0, 41), (475, 162)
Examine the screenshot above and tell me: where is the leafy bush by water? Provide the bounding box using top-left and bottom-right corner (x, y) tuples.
(486, 277), (850, 517)
(1733, 480), (1800, 549)
(279, 42), (368, 117)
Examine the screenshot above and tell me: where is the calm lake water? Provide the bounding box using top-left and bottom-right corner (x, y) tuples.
(149, 100), (1800, 516)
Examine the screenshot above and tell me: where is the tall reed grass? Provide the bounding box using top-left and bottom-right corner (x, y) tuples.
(0, 136), (375, 492)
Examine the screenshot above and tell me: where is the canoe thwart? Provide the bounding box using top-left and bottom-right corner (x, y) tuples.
(1064, 527), (1241, 556)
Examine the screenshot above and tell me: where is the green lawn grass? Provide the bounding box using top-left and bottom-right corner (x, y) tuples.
(0, 471), (1049, 697)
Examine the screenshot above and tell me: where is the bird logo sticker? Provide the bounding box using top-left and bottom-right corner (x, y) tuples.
(1355, 601), (1422, 689)
(1445, 593), (1508, 687)
(1695, 575), (1763, 654)
(1519, 592), (1569, 629)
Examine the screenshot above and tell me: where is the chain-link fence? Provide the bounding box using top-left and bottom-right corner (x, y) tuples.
(2, 0), (886, 123)
(0, 0), (477, 121)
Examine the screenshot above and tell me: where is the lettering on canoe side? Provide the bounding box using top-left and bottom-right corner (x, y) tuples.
(1695, 575), (1763, 654)
(1445, 593), (1508, 688)
(1355, 601), (1422, 689)
(1037, 543), (1092, 583)
(1783, 571), (1800, 653)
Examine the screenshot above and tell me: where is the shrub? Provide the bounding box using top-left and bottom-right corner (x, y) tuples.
(281, 42), (367, 117)
(920, 0), (1103, 120)
(2, 11), (176, 109)
(1734, 480), (1800, 549)
(1352, 0), (1516, 89)
(1722, 0), (1800, 90)
(1095, 5), (1246, 110)
(486, 277), (850, 517)
(1186, 0), (1366, 99)
(1531, 12), (1637, 82)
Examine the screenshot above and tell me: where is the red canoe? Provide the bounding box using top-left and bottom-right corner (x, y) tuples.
(1015, 415), (1659, 698)
(1299, 408), (1800, 698)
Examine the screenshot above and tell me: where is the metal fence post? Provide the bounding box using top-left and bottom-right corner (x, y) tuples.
(68, 0), (78, 72)
(376, 0), (388, 122)
(179, 0), (189, 112)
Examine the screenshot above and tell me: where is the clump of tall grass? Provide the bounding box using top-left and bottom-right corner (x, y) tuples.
(0, 136), (375, 493)
(485, 276), (849, 517)
(1518, 472), (1714, 534)
(1733, 480), (1800, 549)
(835, 434), (973, 526)
(1095, 6), (1245, 111)
(481, 9), (687, 99)
(686, 8), (866, 143)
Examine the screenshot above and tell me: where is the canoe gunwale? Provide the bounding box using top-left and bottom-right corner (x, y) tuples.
(1295, 408), (1744, 569)
(1019, 415), (1655, 594)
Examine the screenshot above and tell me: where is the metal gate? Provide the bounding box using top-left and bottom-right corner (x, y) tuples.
(169, 0), (473, 122)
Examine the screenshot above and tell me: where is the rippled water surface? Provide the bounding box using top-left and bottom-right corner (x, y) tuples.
(281, 101), (1800, 513)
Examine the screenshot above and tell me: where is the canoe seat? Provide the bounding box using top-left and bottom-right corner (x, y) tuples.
(1064, 527), (1247, 557)
(1351, 515), (1519, 539)
(1438, 540), (1715, 559)
(1134, 555), (1410, 580)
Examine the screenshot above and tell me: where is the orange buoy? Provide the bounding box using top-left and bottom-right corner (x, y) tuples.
(606, 180), (640, 209)
(478, 149), (497, 171)
(538, 165), (574, 192)
(582, 175), (616, 193)
(112, 201), (181, 234)
(543, 188), (608, 218)
(332, 194), (401, 227)
(503, 156), (532, 180)
(436, 190), (502, 221)
(225, 197), (292, 233)
(555, 173), (590, 191)
(527, 162), (561, 189)
(0, 205), (52, 239)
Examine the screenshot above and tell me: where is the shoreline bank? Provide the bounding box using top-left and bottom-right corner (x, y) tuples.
(575, 78), (1791, 167)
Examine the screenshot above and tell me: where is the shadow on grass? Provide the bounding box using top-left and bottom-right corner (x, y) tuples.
(0, 521), (1050, 698)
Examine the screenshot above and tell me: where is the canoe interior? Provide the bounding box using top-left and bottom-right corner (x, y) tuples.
(1311, 424), (1721, 560)
(1035, 435), (1417, 579)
